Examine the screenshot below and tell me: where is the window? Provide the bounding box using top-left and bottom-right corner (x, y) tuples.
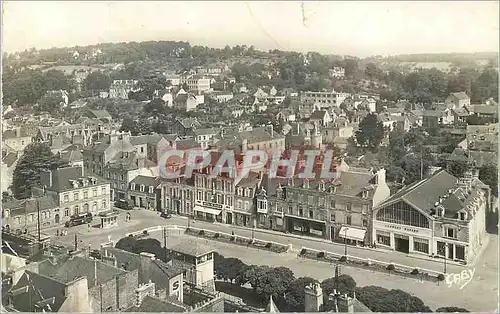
(244, 201), (249, 210)
(74, 192), (79, 201)
(309, 210), (314, 218)
(413, 238), (429, 253)
(197, 191), (202, 200)
(101, 201), (106, 209)
(346, 215), (352, 225)
(149, 186), (154, 194)
(74, 205), (80, 214)
(376, 201), (430, 229)
(92, 189), (97, 197)
(331, 200), (336, 209)
(63, 194), (69, 203)
(92, 203), (97, 212)
(237, 200), (242, 209)
(445, 227), (457, 239)
(83, 203), (89, 212)
(362, 204), (369, 214)
(83, 191), (88, 199)
(346, 203), (352, 211)
(28, 214), (34, 222)
(298, 207), (303, 216)
(140, 185), (145, 192)
(330, 211), (335, 222)
(362, 218), (368, 227)
(376, 231), (391, 246)
(458, 212), (466, 221)
(64, 208), (69, 216)
(101, 187), (106, 195)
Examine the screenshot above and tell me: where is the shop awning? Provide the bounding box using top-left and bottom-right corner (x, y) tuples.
(193, 206), (221, 216)
(339, 226), (366, 242)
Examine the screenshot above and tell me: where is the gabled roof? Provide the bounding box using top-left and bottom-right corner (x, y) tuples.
(8, 270), (67, 312)
(310, 110), (328, 120)
(449, 92), (470, 100)
(88, 109), (112, 119)
(130, 134), (164, 146)
(130, 175), (160, 189)
(265, 295), (280, 312)
(170, 239), (214, 257)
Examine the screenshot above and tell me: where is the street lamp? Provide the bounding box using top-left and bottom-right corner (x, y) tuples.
(441, 243), (448, 274)
(344, 227), (349, 257)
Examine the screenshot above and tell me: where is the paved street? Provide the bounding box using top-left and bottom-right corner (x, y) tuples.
(51, 209), (498, 312)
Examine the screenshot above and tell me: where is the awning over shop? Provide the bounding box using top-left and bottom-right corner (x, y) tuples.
(193, 206), (221, 216)
(339, 226), (366, 242)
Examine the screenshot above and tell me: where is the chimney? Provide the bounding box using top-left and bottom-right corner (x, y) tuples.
(267, 124), (274, 138)
(338, 293), (355, 313)
(40, 169), (53, 188)
(304, 283), (323, 312)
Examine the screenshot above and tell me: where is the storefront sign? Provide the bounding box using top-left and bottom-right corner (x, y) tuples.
(202, 201), (223, 209)
(172, 280), (180, 291)
(383, 224), (419, 234)
(310, 229), (323, 236)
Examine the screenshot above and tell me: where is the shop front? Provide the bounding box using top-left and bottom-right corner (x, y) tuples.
(285, 216), (326, 239)
(233, 211), (252, 227)
(193, 205), (222, 222)
(372, 220), (434, 255)
(338, 226), (367, 246)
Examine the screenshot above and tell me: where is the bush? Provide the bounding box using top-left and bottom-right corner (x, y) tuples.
(317, 251), (325, 258)
(230, 236), (235, 241)
(214, 233), (220, 238)
(265, 242), (272, 248)
(339, 255), (347, 262)
(142, 230), (148, 235)
(411, 268), (419, 275)
(387, 264), (395, 271)
(437, 274), (445, 281)
(198, 230), (205, 236)
(300, 248), (307, 255)
(248, 239), (254, 244)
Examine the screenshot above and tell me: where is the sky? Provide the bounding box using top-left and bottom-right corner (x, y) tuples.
(2, 1), (499, 57)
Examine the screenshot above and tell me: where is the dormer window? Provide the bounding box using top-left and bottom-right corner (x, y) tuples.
(318, 181), (325, 191)
(362, 190), (368, 198)
(131, 183), (136, 190)
(149, 186), (154, 194)
(140, 185), (145, 192)
(458, 212), (467, 221)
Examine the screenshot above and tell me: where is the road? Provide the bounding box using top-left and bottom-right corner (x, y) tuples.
(51, 209), (498, 312)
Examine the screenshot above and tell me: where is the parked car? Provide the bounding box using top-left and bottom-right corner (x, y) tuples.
(114, 199), (134, 210)
(89, 249), (102, 260)
(65, 213), (93, 228)
(160, 212), (172, 219)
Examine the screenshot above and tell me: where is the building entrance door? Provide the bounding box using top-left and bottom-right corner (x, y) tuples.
(394, 234), (410, 253)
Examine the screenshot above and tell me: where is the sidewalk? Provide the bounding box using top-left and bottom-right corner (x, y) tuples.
(183, 216), (466, 268)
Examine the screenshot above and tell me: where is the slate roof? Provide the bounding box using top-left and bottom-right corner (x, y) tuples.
(8, 270), (67, 312)
(2, 128), (32, 139)
(37, 255), (127, 288)
(88, 109), (112, 119)
(468, 105), (498, 115)
(130, 134), (163, 146)
(2, 152), (18, 167)
(177, 118), (201, 129)
(310, 110), (328, 120)
(130, 175), (160, 189)
(101, 247), (184, 289)
(3, 195), (58, 216)
(125, 295), (186, 312)
(192, 128), (216, 136)
(450, 92), (470, 100)
(59, 144), (84, 163)
(175, 138), (201, 150)
(170, 239), (214, 257)
(375, 170), (466, 217)
(452, 107), (470, 117)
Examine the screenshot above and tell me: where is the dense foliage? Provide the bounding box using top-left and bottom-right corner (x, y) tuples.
(12, 143), (67, 199)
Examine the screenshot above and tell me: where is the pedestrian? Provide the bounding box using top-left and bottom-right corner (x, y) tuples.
(231, 231), (234, 236)
(373, 242), (377, 249)
(56, 229), (59, 236)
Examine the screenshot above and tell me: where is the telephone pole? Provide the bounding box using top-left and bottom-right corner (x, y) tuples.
(74, 233), (78, 251)
(163, 227), (168, 261)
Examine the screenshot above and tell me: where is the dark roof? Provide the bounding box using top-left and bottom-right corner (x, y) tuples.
(309, 110), (328, 120)
(2, 152), (18, 167)
(450, 92), (470, 100)
(101, 247), (184, 289)
(130, 175), (160, 189)
(37, 255), (127, 288)
(88, 109), (112, 119)
(376, 170), (458, 214)
(8, 271), (67, 312)
(170, 239), (214, 257)
(2, 128), (32, 139)
(3, 195), (58, 216)
(125, 295), (186, 312)
(175, 138), (201, 150)
(41, 166), (107, 192)
(192, 128), (216, 136)
(130, 134), (163, 146)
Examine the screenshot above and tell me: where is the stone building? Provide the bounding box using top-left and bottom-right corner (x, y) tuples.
(372, 169), (490, 264)
(128, 176), (161, 210)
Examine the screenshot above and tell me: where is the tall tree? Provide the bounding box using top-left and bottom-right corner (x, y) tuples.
(355, 113), (385, 150)
(12, 143), (67, 199)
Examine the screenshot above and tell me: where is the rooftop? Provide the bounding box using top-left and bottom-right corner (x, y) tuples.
(170, 239), (214, 257)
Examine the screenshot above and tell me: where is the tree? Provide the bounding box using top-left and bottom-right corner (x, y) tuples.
(479, 165), (498, 197)
(355, 286), (431, 312)
(446, 159), (469, 178)
(365, 63), (381, 80)
(83, 71), (112, 92)
(12, 143), (67, 199)
(216, 257), (247, 283)
(436, 307), (469, 312)
(37, 94), (65, 113)
(115, 236), (138, 252)
(321, 274), (357, 300)
(355, 113), (384, 150)
(115, 236), (164, 259)
(281, 277), (318, 312)
(44, 69), (71, 91)
(144, 98), (166, 115)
